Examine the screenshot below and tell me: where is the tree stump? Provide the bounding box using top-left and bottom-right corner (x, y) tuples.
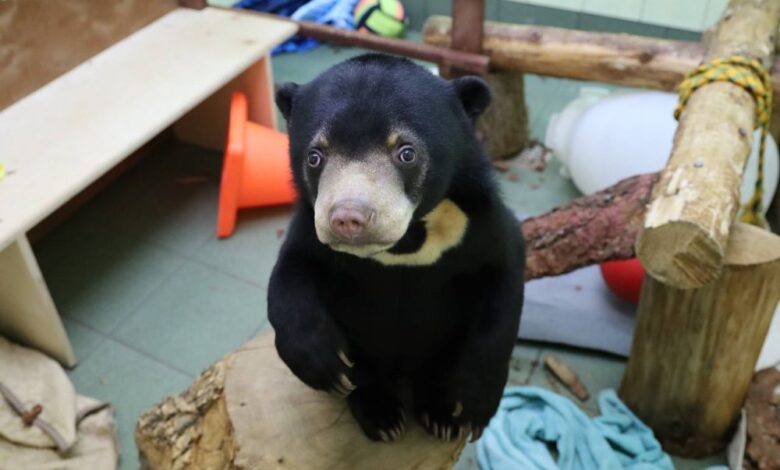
(475, 71), (529, 160)
(620, 222), (780, 457)
(135, 331), (466, 470)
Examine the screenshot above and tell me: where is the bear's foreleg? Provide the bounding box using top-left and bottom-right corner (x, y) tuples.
(415, 269), (523, 441)
(268, 254), (357, 397)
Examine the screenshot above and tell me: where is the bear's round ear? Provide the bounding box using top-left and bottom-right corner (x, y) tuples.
(452, 76), (492, 120)
(275, 82), (299, 121)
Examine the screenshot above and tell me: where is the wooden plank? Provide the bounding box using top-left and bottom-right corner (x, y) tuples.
(0, 237), (76, 367)
(0, 7), (296, 251)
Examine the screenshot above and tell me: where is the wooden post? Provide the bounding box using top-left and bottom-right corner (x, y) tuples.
(620, 223), (780, 456)
(437, 0), (529, 159)
(136, 331), (466, 469)
(635, 0), (780, 288)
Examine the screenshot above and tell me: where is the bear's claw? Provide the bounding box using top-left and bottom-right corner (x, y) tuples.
(347, 387), (405, 442)
(338, 350), (355, 368)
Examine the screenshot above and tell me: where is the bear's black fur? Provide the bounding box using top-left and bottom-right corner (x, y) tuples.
(268, 54), (525, 442)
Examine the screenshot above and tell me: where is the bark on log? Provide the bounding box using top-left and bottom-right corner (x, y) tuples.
(745, 367), (780, 470)
(636, 0), (780, 289)
(620, 223), (780, 456)
(422, 15), (780, 94)
(523, 173), (658, 280)
(136, 332), (466, 470)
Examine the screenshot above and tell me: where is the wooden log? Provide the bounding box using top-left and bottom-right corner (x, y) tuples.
(522, 173), (657, 280)
(136, 331), (466, 470)
(620, 223), (780, 456)
(636, 0), (780, 289)
(423, 15), (780, 95)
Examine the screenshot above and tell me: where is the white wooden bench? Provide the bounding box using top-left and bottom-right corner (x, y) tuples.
(0, 7), (296, 366)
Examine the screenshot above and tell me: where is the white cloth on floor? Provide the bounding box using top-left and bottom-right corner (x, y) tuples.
(0, 336), (118, 470)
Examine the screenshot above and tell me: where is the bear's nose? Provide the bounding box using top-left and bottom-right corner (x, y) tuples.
(330, 202), (373, 242)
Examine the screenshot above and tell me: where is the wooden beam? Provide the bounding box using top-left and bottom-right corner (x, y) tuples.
(288, 18), (490, 76)
(620, 223), (780, 456)
(636, 0), (780, 288)
(422, 15), (780, 94)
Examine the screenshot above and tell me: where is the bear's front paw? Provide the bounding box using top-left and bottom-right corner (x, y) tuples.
(416, 398), (485, 442)
(415, 374), (504, 442)
(275, 331), (357, 397)
(347, 385), (406, 443)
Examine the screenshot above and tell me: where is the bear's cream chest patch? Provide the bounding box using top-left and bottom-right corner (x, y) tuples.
(371, 199), (468, 266)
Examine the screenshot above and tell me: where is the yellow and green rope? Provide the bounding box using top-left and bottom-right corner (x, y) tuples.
(674, 55), (772, 227)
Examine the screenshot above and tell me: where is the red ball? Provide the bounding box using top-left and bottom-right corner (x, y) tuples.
(600, 258), (645, 304)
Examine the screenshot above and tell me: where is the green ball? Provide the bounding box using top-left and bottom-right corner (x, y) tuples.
(354, 0), (407, 38)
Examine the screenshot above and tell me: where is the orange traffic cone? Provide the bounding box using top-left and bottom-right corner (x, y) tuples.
(217, 92), (296, 238)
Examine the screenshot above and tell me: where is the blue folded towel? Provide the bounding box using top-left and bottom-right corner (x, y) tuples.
(476, 387), (726, 470)
(235, 0), (360, 54)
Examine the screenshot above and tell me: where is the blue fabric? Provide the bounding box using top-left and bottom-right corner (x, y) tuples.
(235, 0), (360, 54)
(476, 387), (680, 470)
(233, 0), (308, 16)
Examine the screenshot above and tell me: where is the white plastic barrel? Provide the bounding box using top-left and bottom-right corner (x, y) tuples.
(545, 88), (779, 213)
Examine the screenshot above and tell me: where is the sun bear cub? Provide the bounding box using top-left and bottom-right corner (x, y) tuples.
(268, 54), (525, 442)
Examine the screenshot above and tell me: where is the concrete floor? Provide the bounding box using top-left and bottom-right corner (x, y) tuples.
(32, 32), (726, 470)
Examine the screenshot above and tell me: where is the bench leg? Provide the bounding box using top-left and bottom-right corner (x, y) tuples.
(174, 54), (278, 151)
(0, 236), (76, 367)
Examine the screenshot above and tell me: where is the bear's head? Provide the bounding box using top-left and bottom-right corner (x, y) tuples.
(276, 54), (491, 258)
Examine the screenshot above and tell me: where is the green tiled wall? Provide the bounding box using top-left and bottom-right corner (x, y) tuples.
(510, 0), (727, 31)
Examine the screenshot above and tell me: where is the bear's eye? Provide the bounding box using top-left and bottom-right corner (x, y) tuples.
(398, 146), (416, 164)
(307, 150), (323, 168)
